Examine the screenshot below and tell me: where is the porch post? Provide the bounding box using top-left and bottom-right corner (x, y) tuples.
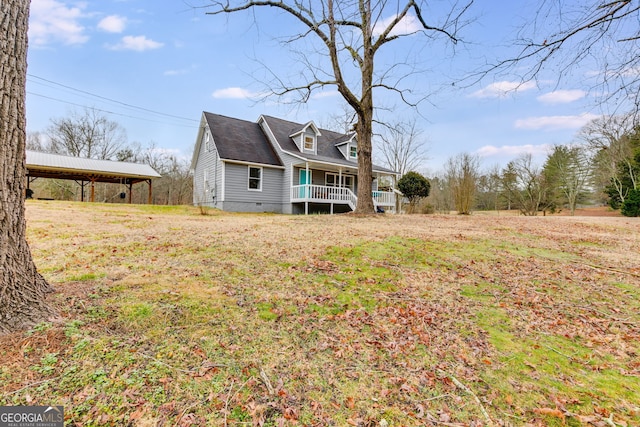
(305, 162), (310, 215)
(147, 180), (153, 204)
(305, 162), (310, 197)
(128, 181), (133, 204)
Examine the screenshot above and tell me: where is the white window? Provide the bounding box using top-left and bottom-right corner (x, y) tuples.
(349, 145), (357, 159)
(304, 135), (315, 151)
(248, 166), (262, 191)
(204, 131), (211, 152)
(325, 173), (354, 190)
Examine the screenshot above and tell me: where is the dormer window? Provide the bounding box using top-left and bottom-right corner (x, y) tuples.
(304, 136), (315, 151)
(204, 130), (211, 152)
(349, 145), (357, 159)
(290, 121), (321, 153)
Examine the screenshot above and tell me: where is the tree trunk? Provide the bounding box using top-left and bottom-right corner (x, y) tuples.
(355, 114), (375, 214)
(354, 0), (375, 215)
(0, 0), (55, 334)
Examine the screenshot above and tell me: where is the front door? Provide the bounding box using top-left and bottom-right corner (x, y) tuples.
(299, 169), (311, 198)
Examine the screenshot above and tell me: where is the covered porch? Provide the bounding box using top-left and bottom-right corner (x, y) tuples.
(290, 161), (397, 214)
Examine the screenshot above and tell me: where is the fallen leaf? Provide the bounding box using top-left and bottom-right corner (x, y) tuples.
(533, 408), (565, 420)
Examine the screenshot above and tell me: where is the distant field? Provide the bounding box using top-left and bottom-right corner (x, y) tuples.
(1, 200), (638, 426)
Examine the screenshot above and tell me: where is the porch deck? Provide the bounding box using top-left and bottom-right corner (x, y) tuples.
(290, 184), (395, 211)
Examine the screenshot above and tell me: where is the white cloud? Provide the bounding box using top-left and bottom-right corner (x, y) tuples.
(29, 0), (89, 46)
(476, 144), (551, 158)
(537, 90), (586, 104)
(373, 14), (422, 37)
(469, 81), (536, 98)
(311, 90), (340, 99)
(107, 35), (163, 51)
(515, 113), (599, 130)
(212, 87), (258, 99)
(98, 15), (127, 33)
(164, 69), (188, 76)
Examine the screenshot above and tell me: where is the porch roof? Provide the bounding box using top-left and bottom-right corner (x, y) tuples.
(261, 115), (398, 175)
(292, 155), (397, 175)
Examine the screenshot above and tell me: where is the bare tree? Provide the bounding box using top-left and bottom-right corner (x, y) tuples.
(424, 174), (453, 214)
(26, 131), (46, 151)
(321, 103), (357, 135)
(580, 114), (637, 204)
(377, 119), (428, 177)
(202, 0), (471, 213)
(137, 144), (193, 205)
(485, 1), (640, 117)
(543, 144), (592, 215)
(502, 153), (547, 216)
(47, 108), (127, 160)
(445, 152), (480, 215)
(476, 164), (503, 211)
(1, 0), (54, 333)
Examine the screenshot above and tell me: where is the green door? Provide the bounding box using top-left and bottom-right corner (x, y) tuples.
(299, 169), (310, 198)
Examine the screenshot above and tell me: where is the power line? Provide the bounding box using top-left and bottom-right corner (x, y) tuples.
(26, 74), (199, 123)
(27, 92), (198, 129)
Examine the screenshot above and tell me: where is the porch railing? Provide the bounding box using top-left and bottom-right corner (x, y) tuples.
(372, 190), (394, 207)
(291, 184), (395, 210)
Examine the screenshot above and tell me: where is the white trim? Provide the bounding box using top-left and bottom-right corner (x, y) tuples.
(288, 121), (322, 138)
(325, 171), (355, 190)
(204, 129), (211, 152)
(284, 154), (396, 175)
(220, 162), (226, 201)
(304, 135), (315, 151)
(190, 115), (206, 170)
(248, 165), (263, 191)
(258, 116), (307, 162)
(221, 159), (285, 169)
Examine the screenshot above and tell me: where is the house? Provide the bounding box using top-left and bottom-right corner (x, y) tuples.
(190, 112), (398, 214)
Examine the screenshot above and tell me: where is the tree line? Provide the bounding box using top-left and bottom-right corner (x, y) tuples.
(401, 114), (640, 217)
(27, 108), (193, 205)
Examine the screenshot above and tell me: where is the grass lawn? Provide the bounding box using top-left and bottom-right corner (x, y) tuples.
(1, 200), (638, 426)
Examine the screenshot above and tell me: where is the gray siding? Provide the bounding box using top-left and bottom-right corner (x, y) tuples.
(221, 162), (284, 212)
(193, 129), (224, 208)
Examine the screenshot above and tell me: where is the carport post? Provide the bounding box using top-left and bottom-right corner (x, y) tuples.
(147, 180), (152, 204)
(90, 179), (96, 202)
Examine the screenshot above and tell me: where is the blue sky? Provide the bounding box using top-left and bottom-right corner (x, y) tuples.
(26, 0), (607, 172)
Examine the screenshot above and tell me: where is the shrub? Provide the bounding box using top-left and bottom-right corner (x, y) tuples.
(621, 188), (640, 217)
(397, 172), (430, 213)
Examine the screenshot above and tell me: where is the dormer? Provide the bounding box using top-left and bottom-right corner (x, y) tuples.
(289, 121), (321, 154)
(335, 133), (358, 161)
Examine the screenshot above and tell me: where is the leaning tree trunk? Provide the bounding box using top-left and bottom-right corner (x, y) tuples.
(0, 0), (54, 334)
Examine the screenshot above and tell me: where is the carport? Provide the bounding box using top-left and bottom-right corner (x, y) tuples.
(26, 150), (162, 204)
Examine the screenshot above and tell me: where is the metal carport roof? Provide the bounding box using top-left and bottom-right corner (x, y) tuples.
(25, 150), (161, 203)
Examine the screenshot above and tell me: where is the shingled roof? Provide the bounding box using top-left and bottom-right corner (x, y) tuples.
(261, 115), (396, 174)
(204, 112), (282, 166)
(195, 112), (397, 174)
